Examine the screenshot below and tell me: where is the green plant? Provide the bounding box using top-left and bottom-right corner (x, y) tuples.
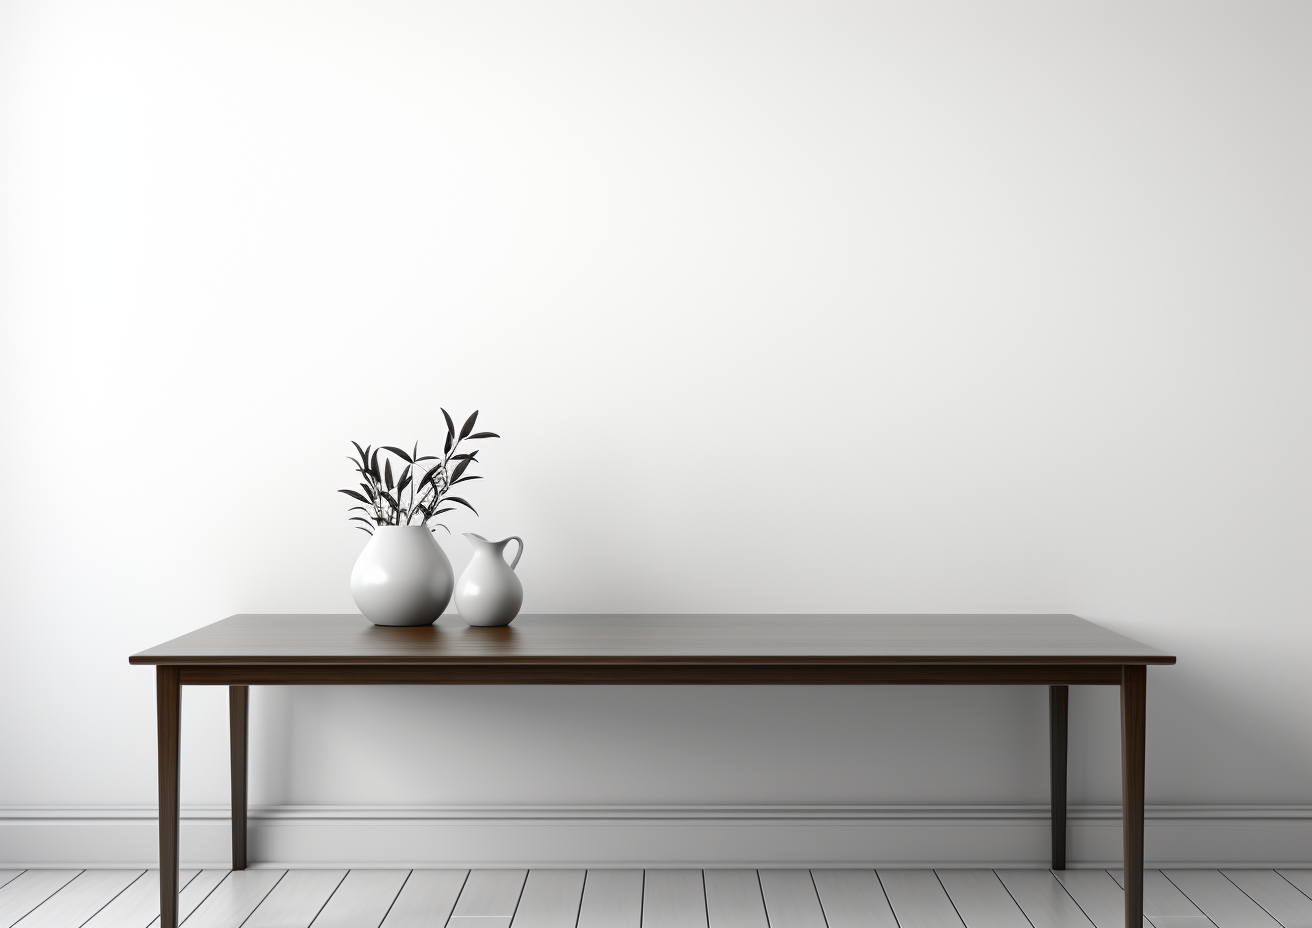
(340, 409), (499, 534)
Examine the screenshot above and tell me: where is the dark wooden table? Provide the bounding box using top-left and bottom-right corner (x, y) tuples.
(131, 613), (1175, 928)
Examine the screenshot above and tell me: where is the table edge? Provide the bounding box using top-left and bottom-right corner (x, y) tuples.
(129, 654), (1177, 666)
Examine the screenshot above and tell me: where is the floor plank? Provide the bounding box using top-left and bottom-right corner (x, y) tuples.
(812, 869), (898, 928)
(244, 870), (347, 928)
(1144, 918), (1215, 928)
(451, 870), (527, 918)
(759, 870), (827, 928)
(1163, 871), (1283, 928)
(1278, 873), (1312, 901)
(1224, 870), (1312, 928)
(82, 870), (200, 928)
(1053, 870), (1153, 928)
(997, 869), (1095, 928)
(379, 870), (466, 928)
(938, 870), (1031, 928)
(877, 870), (965, 928)
(13, 870), (143, 928)
(576, 870), (642, 928)
(643, 870), (708, 928)
(704, 870), (768, 928)
(0, 871), (82, 928)
(510, 870), (585, 928)
(310, 870), (409, 928)
(0, 879), (19, 894)
(1109, 871), (1207, 919)
(148, 869), (229, 928)
(181, 869), (285, 928)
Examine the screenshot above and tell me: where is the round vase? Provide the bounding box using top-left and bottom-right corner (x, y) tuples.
(350, 525), (454, 626)
(455, 533), (524, 627)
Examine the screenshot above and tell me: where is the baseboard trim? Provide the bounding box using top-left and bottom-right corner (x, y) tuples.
(3, 804), (1311, 869)
(5, 803), (1311, 822)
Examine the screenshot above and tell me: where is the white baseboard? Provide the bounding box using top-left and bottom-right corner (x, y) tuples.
(2, 804), (1310, 869)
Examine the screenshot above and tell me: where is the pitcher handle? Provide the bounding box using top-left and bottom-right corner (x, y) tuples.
(504, 536), (524, 570)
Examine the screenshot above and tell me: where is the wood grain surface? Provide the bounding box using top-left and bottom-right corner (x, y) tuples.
(810, 870), (899, 928)
(80, 870), (199, 928)
(242, 871), (346, 928)
(130, 614), (1175, 666)
(175, 663), (1126, 686)
(995, 870), (1096, 928)
(877, 870), (965, 928)
(377, 870), (465, 928)
(5, 870), (142, 928)
(937, 870), (1032, 928)
(704, 870), (769, 928)
(642, 870), (708, 928)
(1051, 871), (1151, 928)
(575, 870), (643, 928)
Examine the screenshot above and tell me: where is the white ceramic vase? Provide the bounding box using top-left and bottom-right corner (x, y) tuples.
(350, 525), (454, 626)
(455, 533), (524, 627)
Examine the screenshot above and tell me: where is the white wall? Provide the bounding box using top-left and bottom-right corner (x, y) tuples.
(0, 0), (1309, 867)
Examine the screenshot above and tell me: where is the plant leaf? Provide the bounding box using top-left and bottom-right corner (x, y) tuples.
(450, 451), (479, 461)
(466, 431), (500, 440)
(382, 445), (413, 464)
(442, 408), (455, 453)
(347, 505), (370, 513)
(339, 489), (371, 504)
(451, 457), (473, 482)
(351, 441), (368, 463)
(355, 525), (374, 535)
(444, 495), (478, 515)
(459, 410), (478, 440)
(415, 455), (439, 462)
(370, 447), (381, 482)
(431, 507), (455, 516)
(452, 475), (482, 485)
(384, 458), (394, 490)
(418, 465), (443, 492)
(397, 467), (412, 495)
(349, 516), (376, 527)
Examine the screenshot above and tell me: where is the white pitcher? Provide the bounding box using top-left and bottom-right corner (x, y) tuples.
(455, 533), (524, 627)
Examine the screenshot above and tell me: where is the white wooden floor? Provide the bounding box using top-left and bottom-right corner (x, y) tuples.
(1, 868), (1310, 928)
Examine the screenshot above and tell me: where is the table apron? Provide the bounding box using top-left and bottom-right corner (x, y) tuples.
(176, 664), (1126, 686)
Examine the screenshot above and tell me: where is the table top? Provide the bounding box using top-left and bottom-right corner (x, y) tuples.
(129, 614), (1175, 666)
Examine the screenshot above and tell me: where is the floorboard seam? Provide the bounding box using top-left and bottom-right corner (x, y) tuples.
(374, 870), (410, 928)
(74, 870), (147, 928)
(506, 869), (530, 928)
(1275, 872), (1312, 905)
(11, 870), (84, 928)
(1217, 870), (1286, 928)
(305, 870), (349, 928)
(994, 869), (1041, 928)
(180, 872), (231, 928)
(233, 869), (287, 928)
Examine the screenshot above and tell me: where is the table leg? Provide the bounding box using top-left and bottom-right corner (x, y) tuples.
(1049, 684), (1068, 870)
(229, 685), (249, 871)
(156, 666), (181, 928)
(1121, 665), (1146, 928)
